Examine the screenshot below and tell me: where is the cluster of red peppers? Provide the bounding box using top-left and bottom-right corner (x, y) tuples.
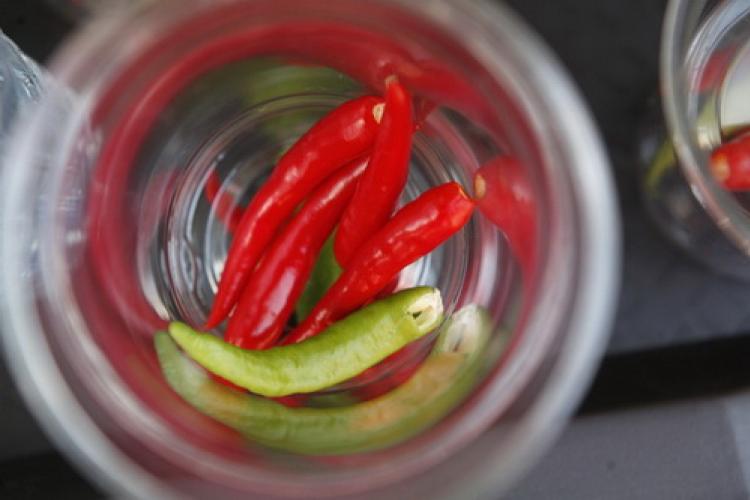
(204, 79), (475, 360)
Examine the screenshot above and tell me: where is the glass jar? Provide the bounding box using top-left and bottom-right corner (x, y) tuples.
(642, 0), (750, 280)
(0, 31), (43, 161)
(0, 1), (620, 498)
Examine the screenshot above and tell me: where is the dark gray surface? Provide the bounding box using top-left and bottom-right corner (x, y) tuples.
(510, 393), (749, 499)
(0, 362), (52, 461)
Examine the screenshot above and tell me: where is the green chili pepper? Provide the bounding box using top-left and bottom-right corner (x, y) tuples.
(244, 63), (359, 144)
(295, 236), (342, 323)
(169, 287), (443, 397)
(155, 330), (480, 454)
(434, 304), (492, 359)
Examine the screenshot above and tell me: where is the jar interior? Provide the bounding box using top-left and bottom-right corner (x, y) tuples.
(17, 1), (585, 497)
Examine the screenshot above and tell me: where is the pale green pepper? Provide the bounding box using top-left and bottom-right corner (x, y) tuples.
(168, 287), (443, 397)
(155, 335), (474, 454)
(155, 302), (492, 455)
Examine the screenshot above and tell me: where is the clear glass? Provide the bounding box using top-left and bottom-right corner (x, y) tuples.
(0, 1), (620, 498)
(0, 31), (43, 160)
(642, 0), (750, 280)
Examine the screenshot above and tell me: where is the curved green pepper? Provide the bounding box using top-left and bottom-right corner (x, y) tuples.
(243, 62), (360, 144)
(169, 287), (443, 397)
(155, 332), (475, 454)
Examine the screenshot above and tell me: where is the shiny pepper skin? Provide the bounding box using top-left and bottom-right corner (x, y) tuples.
(283, 182), (475, 345)
(204, 95), (384, 329)
(710, 132), (750, 191)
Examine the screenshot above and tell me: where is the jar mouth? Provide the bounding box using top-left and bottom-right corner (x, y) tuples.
(0, 1), (620, 498)
(661, 0), (750, 256)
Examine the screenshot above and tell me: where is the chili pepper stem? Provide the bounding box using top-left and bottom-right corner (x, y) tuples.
(711, 153), (730, 183)
(473, 173), (487, 199)
(372, 103), (385, 123)
(407, 288), (443, 330)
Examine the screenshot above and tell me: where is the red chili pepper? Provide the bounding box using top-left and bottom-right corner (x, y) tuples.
(209, 374), (307, 407)
(86, 14), (488, 338)
(334, 78), (414, 267)
(349, 340), (429, 401)
(209, 372), (246, 392)
(271, 395), (307, 408)
(205, 170), (244, 233)
(224, 157), (368, 349)
(473, 157), (537, 278)
(353, 359), (423, 402)
(204, 96), (384, 329)
(282, 182), (475, 345)
(710, 132), (750, 191)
